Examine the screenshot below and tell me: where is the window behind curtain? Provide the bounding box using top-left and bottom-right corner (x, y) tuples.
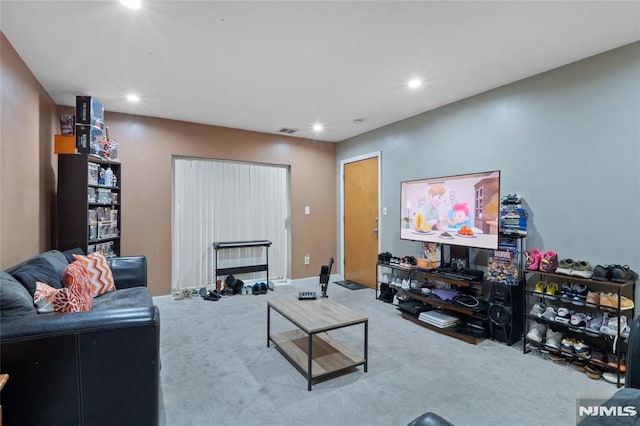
(172, 157), (289, 291)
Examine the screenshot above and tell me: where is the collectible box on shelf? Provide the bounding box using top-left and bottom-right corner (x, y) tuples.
(76, 96), (104, 127)
(420, 242), (441, 269)
(88, 241), (115, 256)
(97, 188), (112, 204)
(499, 207), (528, 235)
(97, 221), (118, 239)
(487, 248), (520, 286)
(88, 162), (100, 184)
(498, 235), (519, 250)
(76, 125), (104, 155)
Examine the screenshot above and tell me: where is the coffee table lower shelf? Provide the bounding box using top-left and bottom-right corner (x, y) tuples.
(270, 329), (366, 383)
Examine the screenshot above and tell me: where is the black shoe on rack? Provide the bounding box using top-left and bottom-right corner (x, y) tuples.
(591, 264), (612, 281)
(610, 265), (638, 283)
(501, 194), (522, 205)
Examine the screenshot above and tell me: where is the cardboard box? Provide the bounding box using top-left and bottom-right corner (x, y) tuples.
(54, 134), (76, 154)
(76, 125), (104, 155)
(487, 249), (520, 286)
(76, 96), (104, 127)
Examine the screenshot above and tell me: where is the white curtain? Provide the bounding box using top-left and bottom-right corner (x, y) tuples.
(172, 157), (289, 291)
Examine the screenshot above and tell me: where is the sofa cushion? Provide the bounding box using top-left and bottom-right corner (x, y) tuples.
(0, 272), (37, 317)
(73, 251), (116, 297)
(91, 287), (153, 311)
(11, 256), (63, 297)
(34, 278), (92, 314)
(62, 247), (85, 263)
(33, 282), (60, 313)
(59, 260), (93, 312)
(39, 250), (69, 278)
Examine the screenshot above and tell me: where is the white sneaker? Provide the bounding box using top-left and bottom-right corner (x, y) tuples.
(529, 303), (545, 317)
(587, 313), (603, 330)
(621, 325), (631, 339)
(526, 322), (547, 343)
(395, 288), (409, 302)
(601, 315), (627, 336)
(401, 279), (410, 290)
(603, 372), (625, 385)
(585, 313), (603, 336)
(541, 306), (557, 321)
(545, 329), (562, 350)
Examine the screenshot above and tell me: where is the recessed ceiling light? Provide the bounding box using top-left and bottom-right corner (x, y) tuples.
(120, 0), (141, 10)
(126, 94), (140, 102)
(408, 79), (422, 88)
(312, 123), (323, 131)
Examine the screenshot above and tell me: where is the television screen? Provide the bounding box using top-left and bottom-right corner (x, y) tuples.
(400, 170), (500, 250)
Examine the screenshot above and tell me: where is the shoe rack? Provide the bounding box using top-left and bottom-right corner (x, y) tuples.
(523, 268), (636, 387)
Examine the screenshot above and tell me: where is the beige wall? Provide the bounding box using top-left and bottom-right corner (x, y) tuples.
(0, 32), (58, 268)
(81, 112), (338, 295)
(2, 32), (337, 296)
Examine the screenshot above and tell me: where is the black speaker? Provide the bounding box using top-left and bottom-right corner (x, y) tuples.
(487, 282), (523, 346)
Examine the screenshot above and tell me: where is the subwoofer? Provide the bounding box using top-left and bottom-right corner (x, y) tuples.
(487, 282), (523, 346)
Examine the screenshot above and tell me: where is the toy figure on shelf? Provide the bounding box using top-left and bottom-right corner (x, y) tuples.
(98, 167), (105, 185)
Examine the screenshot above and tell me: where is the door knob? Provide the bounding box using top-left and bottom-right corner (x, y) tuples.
(372, 228), (378, 233)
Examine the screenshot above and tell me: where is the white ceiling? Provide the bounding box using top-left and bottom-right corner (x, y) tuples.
(1, 1), (639, 142)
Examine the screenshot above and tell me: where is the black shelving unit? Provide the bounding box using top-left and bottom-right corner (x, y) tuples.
(376, 262), (488, 345)
(57, 154), (121, 257)
(523, 268), (636, 387)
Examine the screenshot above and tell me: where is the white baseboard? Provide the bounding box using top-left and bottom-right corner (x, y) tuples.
(289, 274), (342, 287)
(268, 278), (290, 287)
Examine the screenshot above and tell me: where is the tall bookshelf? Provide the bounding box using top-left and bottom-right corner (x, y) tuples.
(57, 154), (121, 257)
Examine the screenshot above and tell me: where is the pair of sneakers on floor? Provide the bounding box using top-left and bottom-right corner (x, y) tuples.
(527, 321), (592, 357)
(251, 282), (271, 295)
(526, 321), (564, 352)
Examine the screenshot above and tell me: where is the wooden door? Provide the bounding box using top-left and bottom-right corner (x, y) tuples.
(344, 156), (378, 288)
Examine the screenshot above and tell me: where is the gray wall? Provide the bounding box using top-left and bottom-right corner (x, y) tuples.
(337, 42), (639, 285)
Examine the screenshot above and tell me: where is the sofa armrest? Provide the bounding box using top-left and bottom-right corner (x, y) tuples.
(626, 315), (640, 389)
(108, 256), (147, 289)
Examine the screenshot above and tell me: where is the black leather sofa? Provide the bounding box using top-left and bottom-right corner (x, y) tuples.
(0, 250), (160, 426)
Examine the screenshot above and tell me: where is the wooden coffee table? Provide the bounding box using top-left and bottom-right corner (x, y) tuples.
(267, 298), (368, 390)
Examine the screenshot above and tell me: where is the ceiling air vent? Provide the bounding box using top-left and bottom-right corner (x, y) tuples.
(277, 127), (299, 134)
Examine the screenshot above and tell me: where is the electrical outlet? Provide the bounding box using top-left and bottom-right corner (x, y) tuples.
(304, 254), (310, 265)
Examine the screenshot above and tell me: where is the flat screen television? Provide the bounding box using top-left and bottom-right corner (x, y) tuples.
(400, 170), (501, 250)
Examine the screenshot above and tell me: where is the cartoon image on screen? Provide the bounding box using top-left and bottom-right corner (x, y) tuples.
(400, 170), (500, 250)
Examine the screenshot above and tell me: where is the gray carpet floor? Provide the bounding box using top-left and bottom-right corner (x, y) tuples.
(155, 279), (617, 426)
